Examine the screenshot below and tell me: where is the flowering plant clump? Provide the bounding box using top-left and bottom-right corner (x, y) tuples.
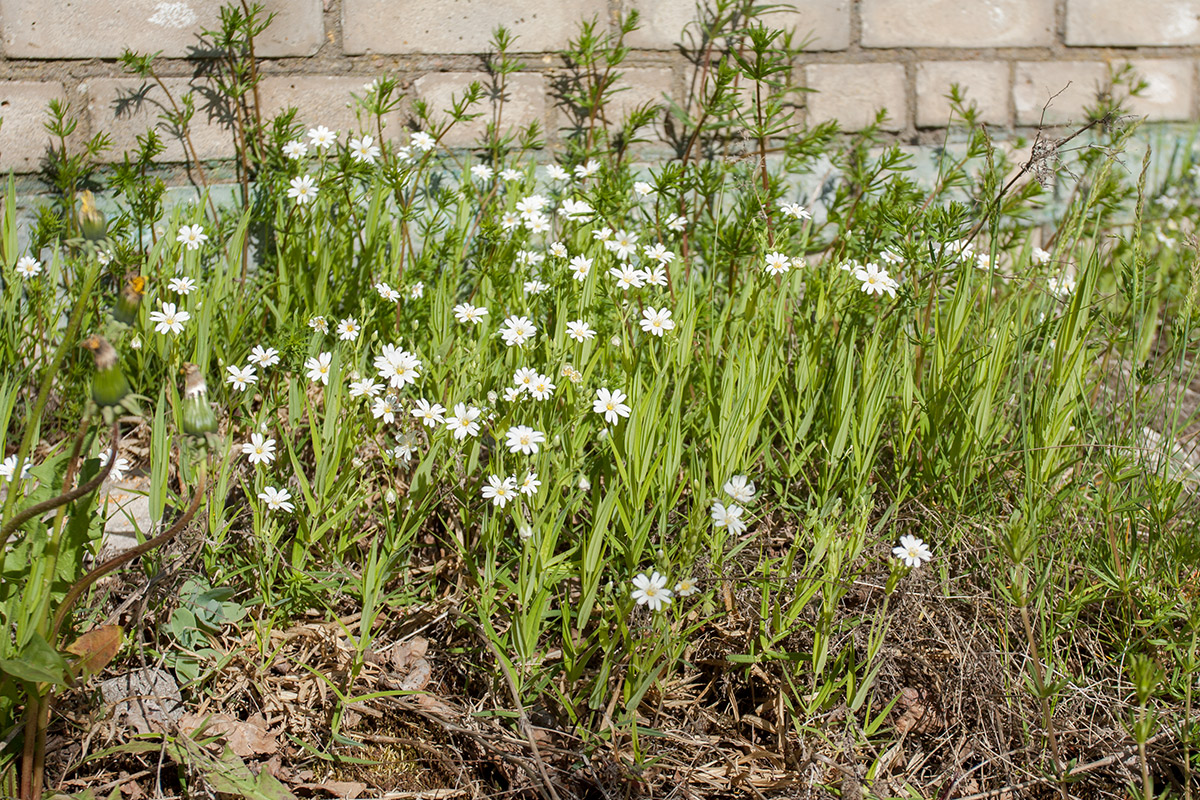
(0, 10), (1195, 798)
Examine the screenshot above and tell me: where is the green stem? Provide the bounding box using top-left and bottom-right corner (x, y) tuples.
(0, 257), (103, 545)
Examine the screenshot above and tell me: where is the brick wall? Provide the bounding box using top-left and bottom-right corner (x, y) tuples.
(1, 0), (1198, 172)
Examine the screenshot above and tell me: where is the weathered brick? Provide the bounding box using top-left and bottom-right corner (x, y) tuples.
(82, 78), (235, 163)
(624, 0), (849, 51)
(805, 64), (908, 132)
(1066, 0), (1200, 46)
(0, 0), (323, 59)
(0, 82), (67, 173)
(412, 72), (545, 148)
(342, 0), (607, 55)
(1125, 59), (1195, 121)
(1012, 62), (1107, 126)
(861, 0), (1055, 48)
(257, 76), (405, 139)
(916, 61), (1010, 127)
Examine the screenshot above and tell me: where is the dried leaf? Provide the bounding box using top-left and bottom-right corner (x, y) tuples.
(398, 658), (432, 691)
(180, 713), (279, 757)
(390, 637), (428, 672)
(293, 781), (368, 799)
(66, 625), (123, 678)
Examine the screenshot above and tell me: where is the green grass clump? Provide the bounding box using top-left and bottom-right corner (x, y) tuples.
(2, 4), (1200, 798)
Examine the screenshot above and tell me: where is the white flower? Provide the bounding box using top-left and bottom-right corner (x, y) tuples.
(506, 425), (546, 455)
(168, 276), (196, 295)
(149, 302), (190, 335)
(566, 320), (596, 342)
(777, 201), (811, 220)
(241, 433), (277, 465)
(764, 252), (790, 276)
(225, 363), (257, 392)
(373, 343), (422, 389)
(593, 388), (631, 425)
(0, 454), (31, 483)
(854, 262), (894, 297)
(471, 164), (494, 181)
(335, 317), (361, 342)
(1031, 247), (1052, 265)
(525, 213), (551, 234)
(664, 214), (687, 232)
(349, 377), (383, 397)
(349, 135), (380, 164)
(519, 471), (540, 496)
(308, 315), (329, 333)
(305, 352), (333, 385)
(610, 265), (645, 291)
(282, 139), (308, 159)
(446, 402), (481, 440)
(409, 282), (424, 300)
(549, 241), (568, 258)
(640, 307), (675, 336)
(98, 451), (130, 482)
(559, 198), (594, 220)
(482, 474), (518, 507)
(606, 229), (638, 260)
(176, 224), (208, 251)
(371, 394), (400, 423)
(518, 524), (534, 540)
(308, 126), (337, 149)
(15, 256), (42, 279)
(1048, 274), (1076, 297)
(130, 336), (142, 350)
(513, 367), (538, 393)
(631, 571), (672, 612)
(528, 374), (555, 401)
(545, 164), (570, 181)
(394, 431), (419, 463)
(500, 315), (537, 347)
(723, 475), (756, 504)
(412, 398), (446, 427)
(633, 181), (653, 197)
(711, 501), (747, 536)
(791, 256), (808, 271)
(288, 174), (319, 205)
(248, 345), (280, 368)
(500, 167), (523, 181)
(375, 282), (401, 301)
(573, 159), (599, 178)
(675, 577), (699, 597)
(411, 131), (436, 152)
(569, 255), (593, 281)
(257, 486), (295, 513)
(593, 226), (613, 242)
(892, 534), (933, 569)
(97, 250), (114, 266)
(643, 243), (675, 264)
(643, 265), (668, 287)
(516, 195), (548, 219)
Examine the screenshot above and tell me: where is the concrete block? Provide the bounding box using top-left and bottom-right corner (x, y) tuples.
(1013, 61), (1108, 125)
(862, 0), (1056, 47)
(1125, 59), (1195, 121)
(413, 72), (545, 148)
(1066, 0), (1200, 46)
(342, 0), (607, 55)
(257, 75), (405, 139)
(0, 0), (323, 59)
(916, 61), (1010, 127)
(0, 82), (67, 173)
(805, 63), (908, 132)
(82, 77), (236, 163)
(624, 0), (850, 51)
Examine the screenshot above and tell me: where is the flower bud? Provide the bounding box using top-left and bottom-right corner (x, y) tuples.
(77, 190), (107, 241)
